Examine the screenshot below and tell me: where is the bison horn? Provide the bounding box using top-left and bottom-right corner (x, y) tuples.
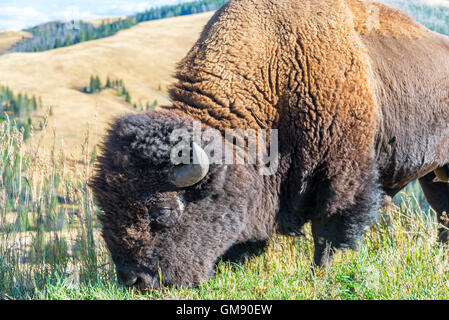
(170, 142), (210, 187)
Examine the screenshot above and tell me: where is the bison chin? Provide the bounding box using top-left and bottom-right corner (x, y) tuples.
(114, 239), (269, 290)
(112, 240), (271, 290)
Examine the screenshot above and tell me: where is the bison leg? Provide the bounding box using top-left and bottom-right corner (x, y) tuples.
(311, 169), (382, 267)
(419, 171), (449, 243)
(219, 239), (269, 265)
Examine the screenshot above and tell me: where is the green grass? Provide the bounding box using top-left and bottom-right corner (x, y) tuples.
(1, 117), (448, 300)
(27, 203), (449, 300)
(2, 0), (449, 301)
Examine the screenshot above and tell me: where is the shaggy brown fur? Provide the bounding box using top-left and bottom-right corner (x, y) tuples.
(91, 0), (449, 288)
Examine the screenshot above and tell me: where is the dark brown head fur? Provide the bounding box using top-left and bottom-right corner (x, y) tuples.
(90, 111), (281, 288)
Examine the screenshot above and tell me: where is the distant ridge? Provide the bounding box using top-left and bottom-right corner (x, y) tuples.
(4, 0), (226, 54)
(0, 30), (32, 53)
(0, 12), (214, 160)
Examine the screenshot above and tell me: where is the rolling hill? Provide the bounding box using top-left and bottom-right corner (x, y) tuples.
(0, 30), (32, 51)
(0, 12), (213, 161)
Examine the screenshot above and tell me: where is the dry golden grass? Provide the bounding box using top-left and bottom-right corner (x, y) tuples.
(0, 30), (33, 51)
(0, 12), (213, 161)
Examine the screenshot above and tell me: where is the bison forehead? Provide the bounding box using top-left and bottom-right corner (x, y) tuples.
(106, 111), (195, 167)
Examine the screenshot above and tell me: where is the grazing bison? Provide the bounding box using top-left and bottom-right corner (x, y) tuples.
(90, 0), (449, 289)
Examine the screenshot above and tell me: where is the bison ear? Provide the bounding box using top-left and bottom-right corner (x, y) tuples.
(170, 143), (210, 187)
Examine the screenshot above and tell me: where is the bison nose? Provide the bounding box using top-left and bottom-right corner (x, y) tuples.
(116, 265), (159, 290)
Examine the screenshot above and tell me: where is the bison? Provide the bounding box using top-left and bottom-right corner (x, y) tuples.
(90, 0), (449, 289)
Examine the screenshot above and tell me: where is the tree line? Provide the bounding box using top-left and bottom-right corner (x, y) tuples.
(0, 85), (47, 140)
(4, 1), (449, 54)
(81, 75), (158, 111)
(6, 0), (227, 53)
(134, 0), (226, 22)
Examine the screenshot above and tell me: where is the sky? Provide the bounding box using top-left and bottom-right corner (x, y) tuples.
(1, 0), (448, 31)
(0, 0), (193, 30)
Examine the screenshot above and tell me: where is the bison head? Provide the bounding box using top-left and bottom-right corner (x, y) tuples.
(90, 110), (280, 289)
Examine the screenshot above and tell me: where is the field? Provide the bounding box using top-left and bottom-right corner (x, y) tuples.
(0, 31), (32, 52)
(0, 12), (213, 161)
(1, 1), (449, 300)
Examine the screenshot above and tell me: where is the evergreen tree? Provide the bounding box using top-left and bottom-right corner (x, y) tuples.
(125, 92), (131, 104)
(0, 85), (49, 141)
(106, 76), (111, 88)
(95, 75), (102, 91)
(150, 99), (158, 109)
(32, 96), (38, 110)
(89, 75), (96, 93)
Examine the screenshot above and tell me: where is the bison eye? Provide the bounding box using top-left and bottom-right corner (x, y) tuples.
(160, 208), (170, 215)
(150, 207), (172, 218)
(149, 207), (179, 229)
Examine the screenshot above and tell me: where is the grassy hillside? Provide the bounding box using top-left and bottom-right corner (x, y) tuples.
(0, 31), (32, 53)
(0, 12), (213, 161)
(6, 0), (226, 54)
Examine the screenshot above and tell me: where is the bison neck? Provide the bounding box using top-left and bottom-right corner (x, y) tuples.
(362, 32), (449, 190)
